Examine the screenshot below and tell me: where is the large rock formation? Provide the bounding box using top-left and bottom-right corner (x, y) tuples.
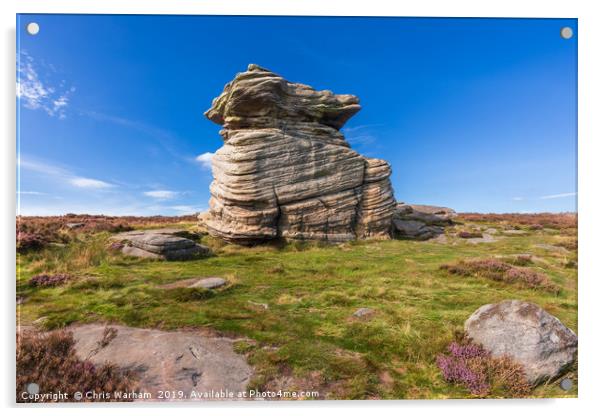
(202, 64), (396, 244)
(465, 300), (578, 383)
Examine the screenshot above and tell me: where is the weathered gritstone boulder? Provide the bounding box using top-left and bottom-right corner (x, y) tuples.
(203, 64), (396, 244)
(110, 229), (210, 260)
(465, 300), (577, 383)
(392, 203), (456, 240)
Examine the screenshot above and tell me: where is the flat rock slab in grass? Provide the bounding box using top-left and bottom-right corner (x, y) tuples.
(111, 228), (198, 239)
(353, 307), (375, 318)
(534, 243), (569, 253)
(111, 229), (210, 261)
(159, 277), (227, 290)
(131, 234), (196, 254)
(122, 245), (163, 259)
(465, 233), (498, 244)
(71, 324), (252, 401)
(503, 229), (529, 235)
(190, 277), (227, 289)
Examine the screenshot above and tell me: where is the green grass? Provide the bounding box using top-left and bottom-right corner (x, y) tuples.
(16, 221), (578, 399)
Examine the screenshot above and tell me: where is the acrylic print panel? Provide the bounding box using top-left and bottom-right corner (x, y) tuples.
(16, 14), (577, 402)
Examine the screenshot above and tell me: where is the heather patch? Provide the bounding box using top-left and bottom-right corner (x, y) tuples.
(440, 259), (557, 292)
(108, 241), (125, 251)
(458, 213), (576, 230)
(17, 330), (137, 402)
(29, 273), (73, 287)
(16, 214), (198, 253)
(436, 341), (531, 397)
(17, 231), (47, 253)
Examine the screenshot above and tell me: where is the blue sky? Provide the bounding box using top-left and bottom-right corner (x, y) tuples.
(16, 15), (577, 215)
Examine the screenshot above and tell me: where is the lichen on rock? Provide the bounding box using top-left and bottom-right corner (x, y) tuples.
(202, 64), (396, 244)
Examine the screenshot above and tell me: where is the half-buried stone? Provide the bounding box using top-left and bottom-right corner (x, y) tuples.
(190, 277), (227, 289)
(159, 277), (227, 290)
(111, 229), (211, 261)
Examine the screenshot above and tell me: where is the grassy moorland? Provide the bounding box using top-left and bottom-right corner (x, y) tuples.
(16, 213), (577, 399)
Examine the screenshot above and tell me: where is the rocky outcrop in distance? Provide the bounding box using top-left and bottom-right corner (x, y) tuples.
(392, 203), (457, 240)
(202, 64), (396, 244)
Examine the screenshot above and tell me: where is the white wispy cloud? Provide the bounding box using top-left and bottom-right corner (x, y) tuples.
(144, 190), (179, 199)
(539, 192), (577, 200)
(169, 205), (204, 214)
(17, 191), (47, 195)
(70, 177), (114, 189)
(346, 134), (376, 146)
(512, 192), (577, 202)
(17, 51), (74, 119)
(342, 124), (384, 133)
(18, 156), (116, 191)
(18, 158), (70, 177)
(341, 124), (383, 148)
(195, 152), (214, 169)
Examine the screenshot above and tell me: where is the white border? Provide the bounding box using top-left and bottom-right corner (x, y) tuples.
(2, 1), (601, 415)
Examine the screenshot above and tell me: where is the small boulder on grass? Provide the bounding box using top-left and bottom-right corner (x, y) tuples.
(464, 300), (577, 384)
(159, 277), (227, 290)
(190, 277), (227, 289)
(353, 308), (375, 318)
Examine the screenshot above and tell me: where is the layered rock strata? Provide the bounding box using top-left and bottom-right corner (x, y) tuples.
(203, 64), (396, 244)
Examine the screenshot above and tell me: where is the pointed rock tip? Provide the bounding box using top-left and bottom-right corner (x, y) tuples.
(247, 63), (271, 72)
